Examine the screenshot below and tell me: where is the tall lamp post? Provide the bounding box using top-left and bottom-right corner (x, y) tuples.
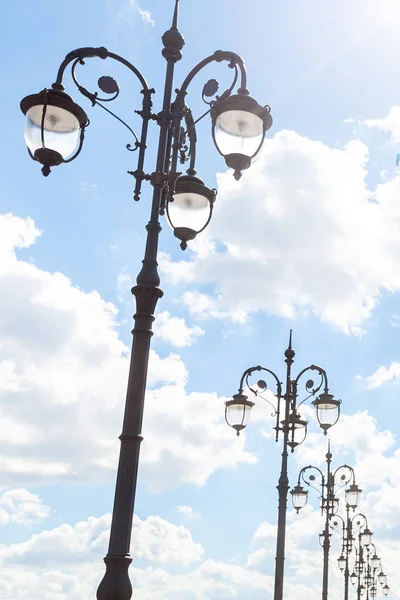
(20, 3), (272, 599)
(291, 444), (361, 600)
(333, 512), (369, 600)
(335, 515), (391, 600)
(224, 331), (341, 600)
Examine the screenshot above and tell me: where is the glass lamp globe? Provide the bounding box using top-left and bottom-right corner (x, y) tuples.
(383, 584), (390, 596)
(20, 88), (87, 175)
(283, 412), (307, 450)
(167, 174), (216, 249)
(290, 484), (308, 513)
(345, 483), (362, 509)
(225, 394), (255, 436)
(312, 392), (341, 433)
(338, 555), (346, 572)
(371, 553), (381, 570)
(211, 93), (272, 180)
(360, 528), (373, 547)
(378, 572), (387, 585)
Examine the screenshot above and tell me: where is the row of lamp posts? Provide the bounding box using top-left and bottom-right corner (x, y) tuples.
(19, 1), (390, 599)
(290, 446), (390, 599)
(224, 330), (341, 600)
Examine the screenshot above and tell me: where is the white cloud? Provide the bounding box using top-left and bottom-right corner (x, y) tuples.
(0, 497), (397, 600)
(363, 105), (400, 144)
(181, 291), (248, 324)
(0, 213), (253, 490)
(129, 0), (154, 26)
(0, 513), (203, 567)
(176, 505), (201, 523)
(0, 510), (275, 600)
(360, 361), (400, 388)
(153, 311), (205, 347)
(0, 489), (50, 525)
(116, 268), (133, 302)
(159, 130), (400, 333)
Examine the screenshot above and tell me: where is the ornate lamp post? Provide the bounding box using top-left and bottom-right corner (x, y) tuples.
(335, 514), (390, 600)
(356, 542), (389, 599)
(291, 444), (361, 600)
(332, 512), (367, 600)
(225, 331), (341, 600)
(20, 3), (272, 599)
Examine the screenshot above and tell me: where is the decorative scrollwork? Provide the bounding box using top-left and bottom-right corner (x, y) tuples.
(69, 57), (141, 153)
(98, 75), (120, 98)
(331, 514), (345, 535)
(245, 370), (279, 417)
(300, 465), (324, 499)
(202, 78), (219, 104)
(295, 367), (326, 409)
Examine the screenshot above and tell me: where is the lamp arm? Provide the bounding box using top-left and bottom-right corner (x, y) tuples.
(332, 464), (357, 496)
(352, 513), (369, 529)
(53, 46), (149, 93)
(175, 50), (248, 106)
(50, 47), (155, 201)
(298, 465), (326, 507)
(293, 364), (329, 410)
(238, 365), (281, 396)
(331, 514), (347, 548)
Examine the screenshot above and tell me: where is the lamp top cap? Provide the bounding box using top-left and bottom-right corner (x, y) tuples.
(20, 88), (88, 127)
(291, 483), (307, 495)
(285, 329), (295, 359)
(162, 0), (184, 59)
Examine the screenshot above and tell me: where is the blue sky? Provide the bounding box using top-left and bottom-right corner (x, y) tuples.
(1, 0), (400, 598)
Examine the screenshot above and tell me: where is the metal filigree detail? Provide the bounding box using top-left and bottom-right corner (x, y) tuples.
(296, 369), (325, 409)
(244, 369), (279, 417)
(98, 75), (120, 96)
(202, 78), (219, 103)
(70, 59), (141, 153)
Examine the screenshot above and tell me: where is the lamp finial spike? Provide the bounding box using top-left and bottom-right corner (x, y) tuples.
(284, 329), (295, 361)
(172, 0), (180, 29)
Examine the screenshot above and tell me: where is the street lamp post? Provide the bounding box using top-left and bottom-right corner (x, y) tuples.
(20, 3), (272, 599)
(225, 331), (341, 600)
(291, 444), (361, 600)
(333, 514), (390, 600)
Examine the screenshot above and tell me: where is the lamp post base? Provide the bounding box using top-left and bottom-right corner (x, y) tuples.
(97, 555), (133, 600)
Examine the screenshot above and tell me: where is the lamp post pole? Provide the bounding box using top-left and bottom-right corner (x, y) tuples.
(274, 337), (293, 600)
(343, 505), (351, 600)
(321, 449), (333, 600)
(225, 332), (342, 600)
(21, 3), (272, 599)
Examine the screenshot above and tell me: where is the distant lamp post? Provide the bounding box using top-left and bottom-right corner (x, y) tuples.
(336, 514), (390, 600)
(21, 2), (272, 599)
(225, 331), (340, 600)
(292, 444), (360, 600)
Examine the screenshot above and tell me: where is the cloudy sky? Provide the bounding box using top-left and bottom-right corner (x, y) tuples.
(1, 0), (400, 598)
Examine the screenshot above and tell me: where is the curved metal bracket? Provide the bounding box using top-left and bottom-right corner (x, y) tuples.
(293, 364), (329, 409)
(50, 46), (155, 201)
(299, 464), (326, 503)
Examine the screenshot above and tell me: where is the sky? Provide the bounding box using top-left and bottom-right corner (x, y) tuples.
(1, 0), (400, 598)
